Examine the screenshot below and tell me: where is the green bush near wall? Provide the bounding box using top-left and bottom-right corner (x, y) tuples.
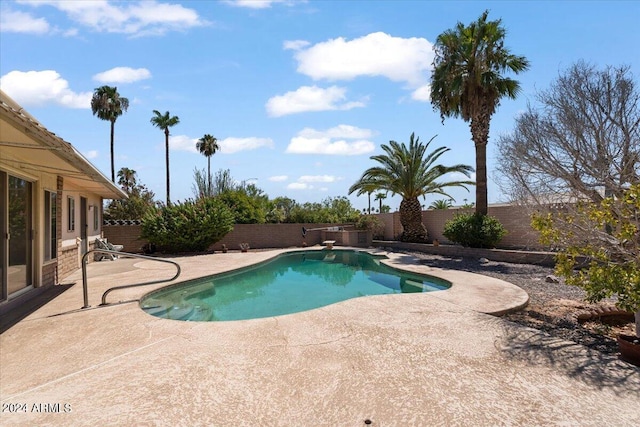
(443, 213), (507, 248)
(141, 198), (235, 253)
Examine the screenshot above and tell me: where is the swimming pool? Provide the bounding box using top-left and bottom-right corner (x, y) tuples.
(140, 249), (451, 321)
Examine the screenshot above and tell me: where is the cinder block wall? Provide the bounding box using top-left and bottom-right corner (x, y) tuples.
(376, 204), (542, 249)
(103, 223), (358, 253)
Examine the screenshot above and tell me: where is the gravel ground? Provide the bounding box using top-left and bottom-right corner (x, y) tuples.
(398, 250), (636, 356)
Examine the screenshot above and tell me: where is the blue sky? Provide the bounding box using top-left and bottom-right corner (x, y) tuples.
(1, 0), (638, 212)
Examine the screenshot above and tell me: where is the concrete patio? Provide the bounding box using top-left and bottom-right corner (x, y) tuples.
(1, 248), (638, 426)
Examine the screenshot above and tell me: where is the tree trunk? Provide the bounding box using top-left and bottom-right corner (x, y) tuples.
(399, 197), (428, 242)
(207, 157), (211, 196)
(470, 107), (490, 216)
(110, 119), (115, 182)
(165, 129), (170, 205)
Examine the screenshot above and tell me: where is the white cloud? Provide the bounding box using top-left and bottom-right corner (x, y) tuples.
(219, 137), (274, 154)
(269, 175), (288, 182)
(0, 70), (91, 108)
(286, 125), (376, 155)
(93, 67), (152, 84)
(169, 135), (198, 153)
(168, 135), (274, 154)
(298, 175), (342, 183)
(292, 32), (433, 88)
(266, 85), (366, 117)
(287, 182), (312, 190)
(411, 84), (431, 102)
(84, 150), (99, 159)
(283, 39), (310, 50)
(0, 8), (49, 34)
(19, 0), (207, 37)
(224, 0), (300, 9)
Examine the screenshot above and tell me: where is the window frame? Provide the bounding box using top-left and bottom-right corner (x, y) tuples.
(44, 190), (57, 261)
(67, 196), (75, 232)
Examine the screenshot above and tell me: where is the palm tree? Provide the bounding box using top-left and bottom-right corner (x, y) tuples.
(374, 192), (387, 212)
(196, 134), (219, 196)
(117, 167), (137, 193)
(430, 10), (529, 216)
(429, 199), (453, 210)
(150, 110), (180, 205)
(349, 133), (474, 242)
(91, 86), (129, 182)
(352, 183), (377, 214)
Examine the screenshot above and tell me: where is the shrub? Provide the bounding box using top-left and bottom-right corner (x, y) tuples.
(443, 213), (507, 248)
(532, 184), (640, 335)
(356, 215), (385, 239)
(141, 198), (234, 253)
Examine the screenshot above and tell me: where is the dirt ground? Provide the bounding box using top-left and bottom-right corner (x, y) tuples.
(400, 250), (636, 356)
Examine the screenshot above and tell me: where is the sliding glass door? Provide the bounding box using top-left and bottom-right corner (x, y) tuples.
(1, 171), (33, 301)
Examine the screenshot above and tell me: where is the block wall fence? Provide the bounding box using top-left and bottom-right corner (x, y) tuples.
(102, 204), (541, 253)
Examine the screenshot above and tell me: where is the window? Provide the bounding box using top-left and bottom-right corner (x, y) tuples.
(67, 196), (75, 231)
(93, 205), (99, 231)
(45, 191), (57, 260)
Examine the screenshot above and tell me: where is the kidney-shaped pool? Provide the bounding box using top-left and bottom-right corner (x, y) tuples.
(140, 249), (451, 321)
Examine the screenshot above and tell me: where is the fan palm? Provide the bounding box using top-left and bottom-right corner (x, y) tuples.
(349, 133), (474, 242)
(196, 134), (219, 196)
(431, 10), (529, 216)
(150, 110), (180, 205)
(90, 86), (129, 182)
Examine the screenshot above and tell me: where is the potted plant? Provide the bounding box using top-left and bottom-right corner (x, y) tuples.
(239, 243), (250, 253)
(533, 184), (640, 365)
(221, 244), (228, 253)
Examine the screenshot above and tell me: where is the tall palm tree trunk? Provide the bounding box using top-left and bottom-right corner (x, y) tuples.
(165, 129), (170, 205)
(399, 197), (428, 242)
(207, 158), (211, 196)
(110, 120), (115, 182)
(470, 109), (490, 216)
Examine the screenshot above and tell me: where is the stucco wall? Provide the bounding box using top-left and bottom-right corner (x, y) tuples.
(103, 223), (367, 253)
(376, 204), (542, 249)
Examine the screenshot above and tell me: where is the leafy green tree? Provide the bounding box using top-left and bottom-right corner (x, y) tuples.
(217, 189), (267, 224)
(532, 184), (640, 336)
(91, 86), (129, 182)
(431, 10), (529, 216)
(196, 134), (219, 195)
(104, 168), (156, 220)
(349, 132), (474, 242)
(429, 199), (453, 210)
(150, 110), (180, 205)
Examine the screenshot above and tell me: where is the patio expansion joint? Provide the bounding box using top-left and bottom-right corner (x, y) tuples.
(0, 336), (175, 402)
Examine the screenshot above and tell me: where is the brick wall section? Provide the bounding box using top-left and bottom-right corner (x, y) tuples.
(42, 262), (57, 287)
(102, 225), (148, 253)
(102, 223), (366, 253)
(375, 204), (543, 249)
(58, 245), (78, 280)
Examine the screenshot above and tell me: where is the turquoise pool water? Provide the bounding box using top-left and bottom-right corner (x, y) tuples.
(140, 250), (451, 322)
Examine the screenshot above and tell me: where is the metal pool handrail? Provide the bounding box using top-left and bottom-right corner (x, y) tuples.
(81, 249), (181, 308)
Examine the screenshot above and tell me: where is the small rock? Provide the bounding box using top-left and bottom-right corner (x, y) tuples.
(479, 257), (490, 264)
(545, 274), (560, 283)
